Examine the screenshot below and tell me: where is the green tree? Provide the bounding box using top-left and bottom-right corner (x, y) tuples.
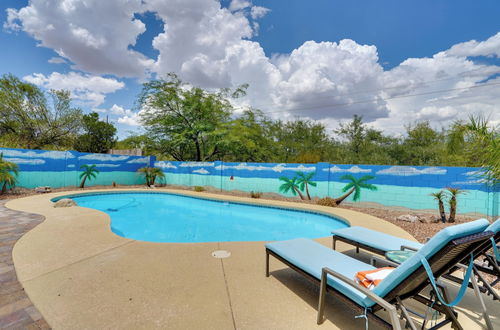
(271, 119), (337, 163)
(430, 191), (447, 223)
(278, 176), (305, 200)
(79, 164), (99, 188)
(335, 115), (365, 163)
(221, 110), (276, 162)
(73, 112), (117, 153)
(0, 74), (82, 149)
(448, 116), (499, 184)
(0, 153), (18, 194)
(138, 73), (246, 161)
(335, 115), (397, 164)
(334, 175), (377, 205)
(137, 167), (165, 186)
(296, 171), (317, 200)
(401, 121), (444, 165)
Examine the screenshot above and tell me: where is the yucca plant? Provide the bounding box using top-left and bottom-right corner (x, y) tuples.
(0, 153), (18, 194)
(79, 164), (99, 188)
(446, 187), (466, 223)
(137, 167), (165, 186)
(430, 191), (447, 223)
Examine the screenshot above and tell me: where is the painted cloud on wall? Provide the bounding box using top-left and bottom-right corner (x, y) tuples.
(155, 161), (177, 169)
(376, 166), (447, 176)
(322, 165), (372, 174)
(78, 154), (129, 161)
(0, 149), (72, 159)
(96, 164), (121, 168)
(126, 157), (150, 164)
(214, 162), (315, 173)
(4, 157), (45, 165)
(67, 164), (75, 168)
(179, 162), (215, 168)
(193, 168), (209, 174)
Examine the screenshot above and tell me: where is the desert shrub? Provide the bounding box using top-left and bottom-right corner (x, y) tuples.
(194, 186), (205, 192)
(316, 197), (337, 207)
(250, 191), (262, 198)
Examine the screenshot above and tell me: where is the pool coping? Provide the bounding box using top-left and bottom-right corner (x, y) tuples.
(8, 188), (495, 329)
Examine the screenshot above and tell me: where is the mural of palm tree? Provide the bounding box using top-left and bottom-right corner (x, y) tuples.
(296, 171), (317, 200)
(79, 164), (99, 188)
(0, 153), (18, 194)
(430, 191), (447, 223)
(279, 176), (305, 200)
(446, 187), (466, 223)
(334, 175), (377, 205)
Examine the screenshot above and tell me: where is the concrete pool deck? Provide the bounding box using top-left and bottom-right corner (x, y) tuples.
(5, 188), (499, 329)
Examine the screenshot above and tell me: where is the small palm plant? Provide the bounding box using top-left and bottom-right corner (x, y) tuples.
(334, 175), (377, 205)
(446, 187), (466, 223)
(0, 153), (18, 194)
(138, 167), (165, 186)
(279, 176), (305, 200)
(430, 191), (447, 223)
(296, 171), (317, 200)
(79, 164), (99, 188)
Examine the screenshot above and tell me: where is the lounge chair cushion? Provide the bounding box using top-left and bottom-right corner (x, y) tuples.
(266, 238), (376, 306)
(486, 218), (500, 234)
(331, 226), (423, 252)
(373, 219), (490, 298)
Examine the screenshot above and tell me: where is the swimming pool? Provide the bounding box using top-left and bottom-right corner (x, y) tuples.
(55, 192), (349, 243)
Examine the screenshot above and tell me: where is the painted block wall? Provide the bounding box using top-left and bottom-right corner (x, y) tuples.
(0, 147), (156, 188)
(1, 147), (497, 218)
(155, 160), (499, 218)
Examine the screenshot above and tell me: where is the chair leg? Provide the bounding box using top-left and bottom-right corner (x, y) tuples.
(317, 270), (328, 324)
(470, 268), (494, 330)
(396, 297), (417, 330)
(265, 251), (270, 277)
(474, 266), (500, 301)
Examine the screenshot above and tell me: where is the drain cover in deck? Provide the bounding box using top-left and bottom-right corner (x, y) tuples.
(211, 250), (231, 258)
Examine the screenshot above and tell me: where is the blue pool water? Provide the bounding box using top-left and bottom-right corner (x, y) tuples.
(63, 192), (349, 243)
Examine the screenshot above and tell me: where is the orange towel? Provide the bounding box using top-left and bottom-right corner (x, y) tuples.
(355, 267), (395, 289)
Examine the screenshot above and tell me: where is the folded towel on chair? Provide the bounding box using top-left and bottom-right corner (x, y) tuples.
(355, 267), (395, 289)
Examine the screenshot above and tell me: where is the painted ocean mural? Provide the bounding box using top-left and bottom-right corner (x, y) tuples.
(0, 147), (155, 188)
(155, 160), (499, 218)
(1, 147), (497, 218)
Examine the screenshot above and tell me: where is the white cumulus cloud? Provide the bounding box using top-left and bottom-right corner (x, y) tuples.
(7, 0), (500, 133)
(5, 0), (154, 78)
(23, 72), (124, 107)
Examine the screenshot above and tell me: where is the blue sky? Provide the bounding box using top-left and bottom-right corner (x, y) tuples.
(1, 0), (499, 137)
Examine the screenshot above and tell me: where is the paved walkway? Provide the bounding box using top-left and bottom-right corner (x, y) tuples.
(0, 200), (50, 329)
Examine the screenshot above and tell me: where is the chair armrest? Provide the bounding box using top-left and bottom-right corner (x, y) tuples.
(400, 245), (419, 252)
(370, 255), (399, 268)
(321, 267), (397, 312)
